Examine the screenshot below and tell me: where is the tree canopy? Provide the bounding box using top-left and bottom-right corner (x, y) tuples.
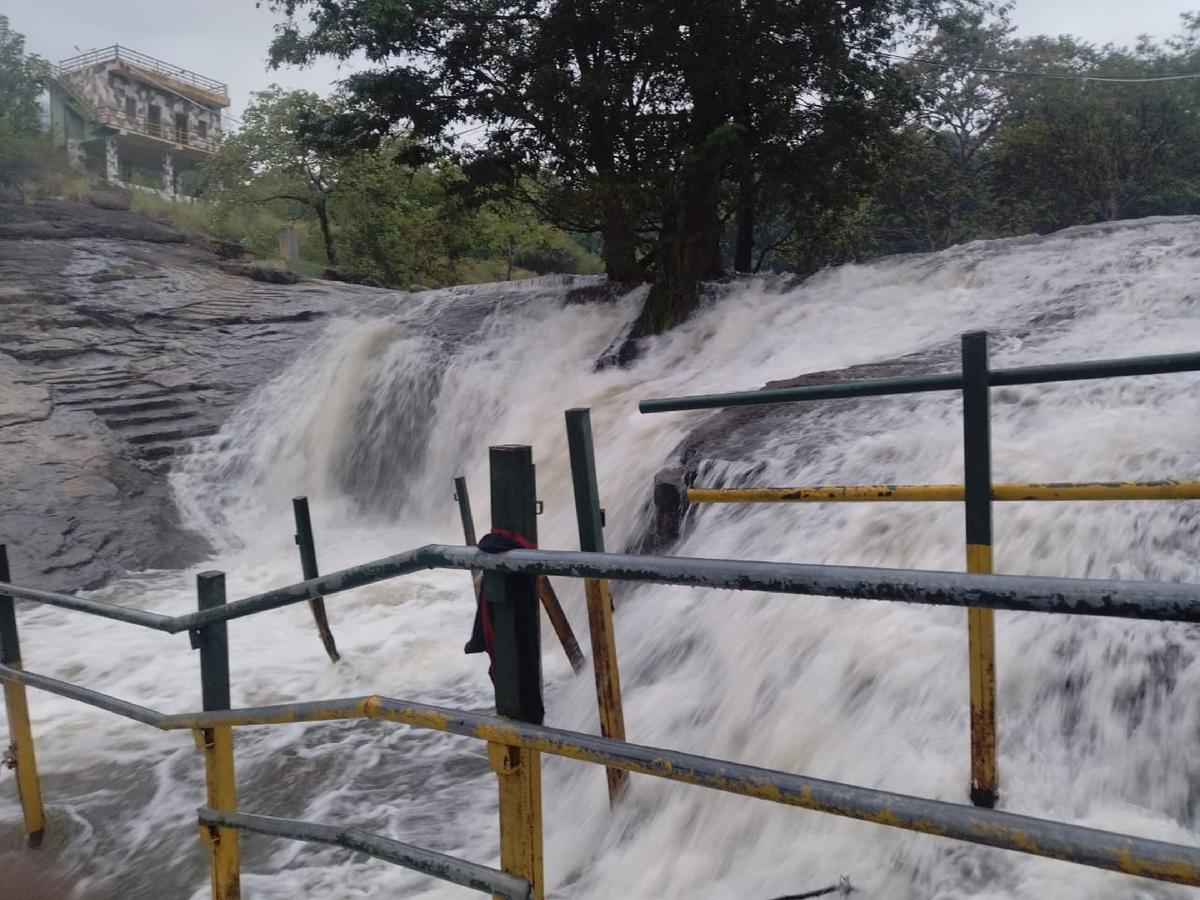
(202, 87), (599, 287)
(0, 16), (45, 137)
(268, 0), (948, 336)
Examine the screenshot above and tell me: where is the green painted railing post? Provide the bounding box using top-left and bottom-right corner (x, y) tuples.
(194, 571), (241, 900)
(486, 446), (544, 900)
(458, 475), (584, 673)
(0, 545), (45, 846)
(962, 331), (998, 809)
(454, 476), (478, 546)
(565, 408), (628, 804)
(292, 497), (340, 663)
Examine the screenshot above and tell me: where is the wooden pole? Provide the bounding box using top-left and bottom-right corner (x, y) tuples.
(292, 497), (340, 663)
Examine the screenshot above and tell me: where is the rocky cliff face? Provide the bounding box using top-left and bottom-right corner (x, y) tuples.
(0, 201), (380, 590)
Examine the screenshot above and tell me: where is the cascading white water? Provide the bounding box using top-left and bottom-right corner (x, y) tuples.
(4, 218), (1200, 899)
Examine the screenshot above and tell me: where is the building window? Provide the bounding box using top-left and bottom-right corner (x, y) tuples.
(147, 105), (161, 137)
(124, 97), (136, 122)
(197, 120), (208, 140)
(175, 112), (189, 145)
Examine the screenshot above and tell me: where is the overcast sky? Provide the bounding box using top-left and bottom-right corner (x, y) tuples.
(8, 0), (1199, 122)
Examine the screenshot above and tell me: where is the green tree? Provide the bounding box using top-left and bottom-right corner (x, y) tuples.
(330, 145), (472, 286)
(268, 0), (947, 336)
(0, 16), (45, 136)
(887, 3), (1014, 248)
(989, 33), (1200, 232)
(204, 87), (345, 265)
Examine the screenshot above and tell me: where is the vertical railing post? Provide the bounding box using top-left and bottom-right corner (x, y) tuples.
(194, 571), (241, 900)
(454, 476), (478, 546)
(292, 497), (340, 663)
(458, 476), (585, 673)
(0, 545), (45, 846)
(486, 446), (544, 900)
(564, 409), (628, 803)
(962, 331), (998, 808)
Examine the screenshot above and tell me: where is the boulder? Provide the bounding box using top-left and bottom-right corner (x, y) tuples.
(192, 234), (247, 259)
(217, 261), (304, 284)
(87, 185), (132, 211)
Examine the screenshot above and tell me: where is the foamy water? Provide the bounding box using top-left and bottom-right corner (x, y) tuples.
(4, 218), (1200, 899)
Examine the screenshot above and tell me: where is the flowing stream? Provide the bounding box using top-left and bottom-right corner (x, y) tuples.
(3, 217), (1200, 899)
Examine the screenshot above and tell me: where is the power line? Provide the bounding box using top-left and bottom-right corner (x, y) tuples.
(878, 50), (1200, 83)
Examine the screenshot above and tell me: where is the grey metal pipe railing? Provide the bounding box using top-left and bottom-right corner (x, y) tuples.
(178, 545), (1200, 630)
(196, 809), (531, 899)
(638, 349), (1200, 413)
(9, 542), (1200, 636)
(0, 581), (176, 631)
(0, 664), (167, 727)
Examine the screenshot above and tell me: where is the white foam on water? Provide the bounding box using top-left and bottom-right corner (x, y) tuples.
(5, 219), (1200, 898)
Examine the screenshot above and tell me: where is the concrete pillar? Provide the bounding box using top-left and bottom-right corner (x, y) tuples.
(162, 152), (176, 199)
(278, 226), (300, 263)
(66, 139), (85, 170)
(105, 137), (120, 183)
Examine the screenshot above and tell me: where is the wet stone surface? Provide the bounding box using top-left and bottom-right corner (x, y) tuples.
(0, 201), (375, 591)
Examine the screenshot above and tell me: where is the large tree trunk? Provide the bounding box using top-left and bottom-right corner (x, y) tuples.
(733, 168), (755, 273)
(314, 198), (338, 267)
(630, 163), (723, 338)
(599, 193), (644, 282)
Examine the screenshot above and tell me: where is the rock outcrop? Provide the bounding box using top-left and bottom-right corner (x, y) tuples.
(0, 200), (375, 591)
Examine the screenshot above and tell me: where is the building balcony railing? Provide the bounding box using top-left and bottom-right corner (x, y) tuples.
(56, 44), (227, 98)
(93, 106), (221, 154)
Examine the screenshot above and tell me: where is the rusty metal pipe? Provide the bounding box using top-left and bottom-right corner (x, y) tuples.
(169, 695), (1200, 887)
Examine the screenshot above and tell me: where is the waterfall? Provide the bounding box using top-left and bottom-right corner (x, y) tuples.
(6, 218), (1200, 899)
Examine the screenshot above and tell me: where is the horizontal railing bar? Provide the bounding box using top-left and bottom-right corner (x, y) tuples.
(6, 665), (1196, 886)
(12, 544), (1200, 631)
(0, 581), (176, 631)
(688, 481), (1200, 504)
(992, 351), (1200, 387)
(176, 549), (434, 631)
(196, 808), (531, 899)
(178, 544), (1200, 629)
(638, 350), (1200, 413)
(640, 372), (961, 412)
(0, 664), (167, 727)
(173, 696), (1200, 887)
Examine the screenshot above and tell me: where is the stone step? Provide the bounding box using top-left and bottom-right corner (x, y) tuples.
(46, 372), (133, 388)
(56, 386), (176, 407)
(85, 397), (184, 416)
(137, 442), (180, 461)
(122, 421), (218, 446)
(104, 408), (199, 429)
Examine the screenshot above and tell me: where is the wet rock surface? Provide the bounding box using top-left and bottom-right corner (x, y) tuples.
(0, 201), (371, 591)
(637, 349), (957, 552)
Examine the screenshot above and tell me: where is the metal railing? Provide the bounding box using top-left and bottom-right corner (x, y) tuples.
(56, 45), (228, 96)
(95, 105), (220, 153)
(4, 535), (1200, 893)
(641, 331), (1200, 809)
(0, 357), (1198, 896)
(50, 67), (221, 152)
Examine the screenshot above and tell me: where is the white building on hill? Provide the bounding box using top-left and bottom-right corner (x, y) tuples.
(48, 45), (229, 199)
